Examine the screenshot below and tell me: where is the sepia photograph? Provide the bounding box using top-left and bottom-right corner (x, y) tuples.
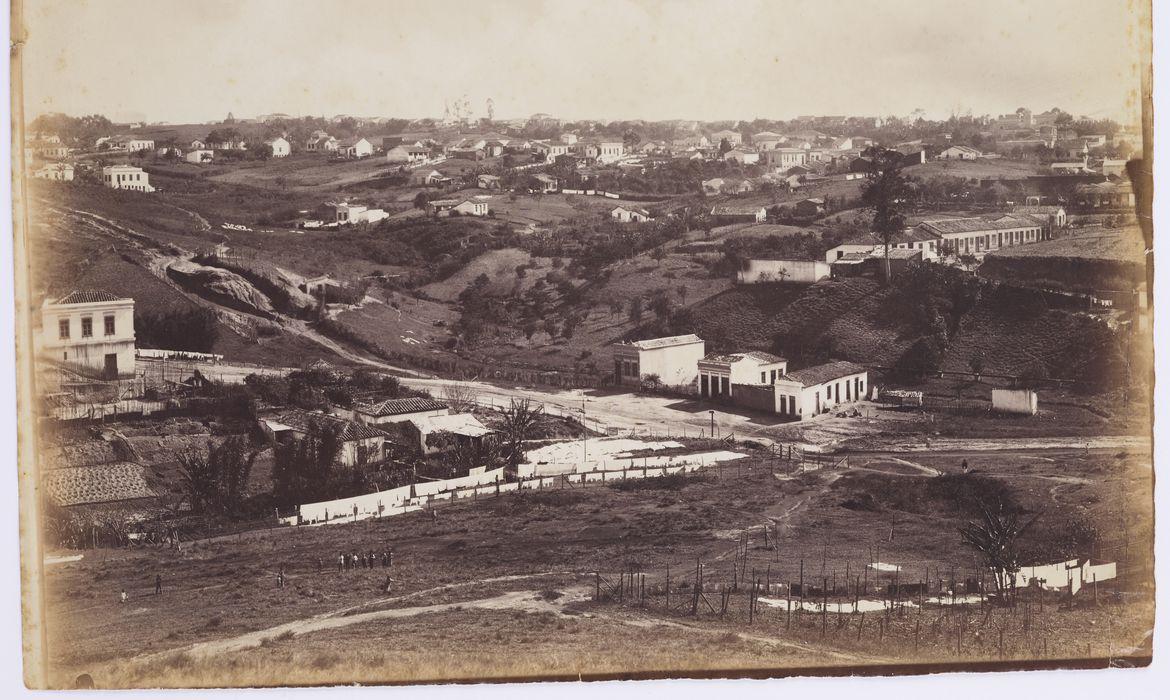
(6, 0), (1159, 690)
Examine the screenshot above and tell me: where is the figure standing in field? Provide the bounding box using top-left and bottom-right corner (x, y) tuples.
(120, 588), (127, 604)
(338, 553), (345, 573)
(316, 557), (322, 574)
(154, 574), (162, 595)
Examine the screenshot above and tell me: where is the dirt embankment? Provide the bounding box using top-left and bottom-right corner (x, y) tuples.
(166, 260), (277, 318)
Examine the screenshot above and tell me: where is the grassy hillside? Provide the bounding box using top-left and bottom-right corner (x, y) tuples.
(686, 279), (910, 367)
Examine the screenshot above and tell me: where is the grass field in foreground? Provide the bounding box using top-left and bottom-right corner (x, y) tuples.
(43, 445), (1152, 687)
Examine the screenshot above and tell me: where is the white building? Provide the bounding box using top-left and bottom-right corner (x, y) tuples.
(938, 145), (982, 160)
(612, 334), (705, 389)
(698, 351), (787, 399)
(266, 136), (291, 157)
(533, 141), (570, 163)
(386, 144), (431, 163)
(610, 205), (652, 223)
(38, 290), (136, 379)
(102, 165), (155, 192)
(407, 413), (494, 454)
(338, 137), (374, 159)
(737, 259), (831, 284)
(324, 201), (388, 225)
(772, 361), (868, 420)
(917, 215), (1048, 256)
(761, 148), (808, 170)
(305, 132), (339, 152)
(33, 163), (74, 181)
(346, 397), (450, 426)
(185, 149), (214, 164)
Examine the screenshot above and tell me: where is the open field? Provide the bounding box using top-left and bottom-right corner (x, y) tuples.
(42, 443), (1152, 687)
(904, 158), (1044, 181)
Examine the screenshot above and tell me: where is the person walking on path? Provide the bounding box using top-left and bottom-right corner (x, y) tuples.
(154, 574), (162, 595)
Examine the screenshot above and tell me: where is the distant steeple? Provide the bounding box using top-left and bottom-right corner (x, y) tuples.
(225, 112), (236, 124)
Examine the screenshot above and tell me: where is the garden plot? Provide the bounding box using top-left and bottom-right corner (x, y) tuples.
(44, 462), (155, 507)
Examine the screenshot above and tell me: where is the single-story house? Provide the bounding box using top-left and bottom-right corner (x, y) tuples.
(406, 413), (495, 454)
(33, 163), (74, 181)
(409, 169), (447, 186)
(323, 201), (389, 225)
(477, 174), (502, 189)
(338, 137), (374, 159)
(737, 259), (831, 284)
(938, 145), (982, 160)
(266, 137), (291, 157)
(259, 409), (388, 467)
(530, 173), (559, 193)
(185, 149), (214, 164)
(610, 205), (652, 223)
(613, 334), (705, 389)
(723, 148), (760, 165)
(386, 144), (431, 163)
(794, 198), (825, 217)
(769, 361), (869, 420)
(698, 351), (788, 399)
(710, 204), (766, 223)
(347, 397), (450, 426)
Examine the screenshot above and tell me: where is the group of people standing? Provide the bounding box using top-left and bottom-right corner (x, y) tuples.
(335, 550), (393, 572)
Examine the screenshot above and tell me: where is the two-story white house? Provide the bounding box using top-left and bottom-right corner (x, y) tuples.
(38, 290), (136, 379)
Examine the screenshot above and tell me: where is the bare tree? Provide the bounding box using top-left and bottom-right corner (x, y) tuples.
(442, 384), (478, 413)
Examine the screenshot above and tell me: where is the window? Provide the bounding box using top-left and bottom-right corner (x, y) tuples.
(761, 372), (766, 383)
(58, 318), (69, 340)
(104, 315), (115, 336)
(81, 317), (93, 338)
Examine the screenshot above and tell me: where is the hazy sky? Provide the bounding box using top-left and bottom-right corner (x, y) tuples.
(21, 0), (1147, 125)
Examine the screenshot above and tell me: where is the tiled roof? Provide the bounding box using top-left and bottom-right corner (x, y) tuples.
(351, 397), (446, 419)
(266, 410), (386, 442)
(354, 397), (448, 417)
(918, 215), (1044, 236)
(783, 360), (867, 387)
(53, 290), (127, 305)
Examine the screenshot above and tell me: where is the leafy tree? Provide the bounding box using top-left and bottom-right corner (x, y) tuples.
(860, 147), (914, 284)
(271, 421), (343, 508)
(959, 499), (1041, 600)
(178, 436), (259, 516)
(628, 296), (644, 324)
(497, 399), (544, 476)
(968, 350), (986, 378)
